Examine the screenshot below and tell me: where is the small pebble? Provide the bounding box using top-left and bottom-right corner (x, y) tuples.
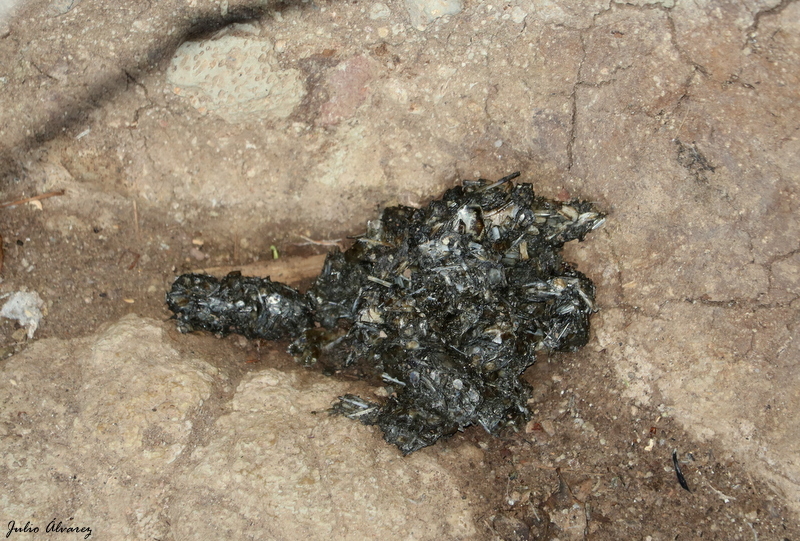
(404, 0), (463, 28)
(369, 2), (391, 19)
(189, 247), (207, 260)
(511, 6), (527, 24)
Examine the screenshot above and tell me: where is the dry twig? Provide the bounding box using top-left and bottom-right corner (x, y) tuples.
(0, 189), (66, 209)
(132, 200), (141, 242)
(293, 234), (344, 251)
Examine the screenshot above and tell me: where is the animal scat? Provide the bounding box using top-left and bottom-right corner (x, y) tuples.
(166, 173), (606, 454)
(166, 271), (313, 340)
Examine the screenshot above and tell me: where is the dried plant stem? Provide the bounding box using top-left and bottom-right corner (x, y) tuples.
(132, 200), (141, 242)
(0, 189), (66, 209)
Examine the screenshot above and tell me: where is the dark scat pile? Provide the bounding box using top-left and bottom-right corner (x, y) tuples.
(167, 173), (606, 454)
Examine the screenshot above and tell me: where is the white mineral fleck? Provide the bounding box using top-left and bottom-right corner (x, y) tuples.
(0, 291), (44, 339)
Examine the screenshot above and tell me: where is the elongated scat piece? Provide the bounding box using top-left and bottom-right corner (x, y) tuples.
(166, 173), (606, 454)
(166, 271), (313, 340)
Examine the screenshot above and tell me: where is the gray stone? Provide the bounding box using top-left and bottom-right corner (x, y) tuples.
(404, 0), (462, 28)
(167, 36), (305, 122)
(369, 2), (392, 20)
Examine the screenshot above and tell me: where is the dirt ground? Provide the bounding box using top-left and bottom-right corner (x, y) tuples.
(1, 0), (799, 539)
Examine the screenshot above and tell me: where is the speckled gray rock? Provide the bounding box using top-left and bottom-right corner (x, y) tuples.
(0, 315), (477, 540)
(167, 35), (305, 122)
(404, 0), (462, 28)
(369, 2), (392, 20)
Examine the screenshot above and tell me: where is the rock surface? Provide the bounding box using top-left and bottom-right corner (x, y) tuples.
(0, 315), (476, 539)
(167, 35), (306, 122)
(0, 0), (799, 536)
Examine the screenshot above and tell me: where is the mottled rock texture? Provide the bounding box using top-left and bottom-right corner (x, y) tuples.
(0, 316), (475, 540)
(0, 0), (798, 534)
(167, 35), (306, 122)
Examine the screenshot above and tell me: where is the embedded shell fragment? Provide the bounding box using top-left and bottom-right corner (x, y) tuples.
(167, 173), (606, 454)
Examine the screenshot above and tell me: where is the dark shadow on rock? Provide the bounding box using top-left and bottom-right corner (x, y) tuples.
(0, 0), (312, 183)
